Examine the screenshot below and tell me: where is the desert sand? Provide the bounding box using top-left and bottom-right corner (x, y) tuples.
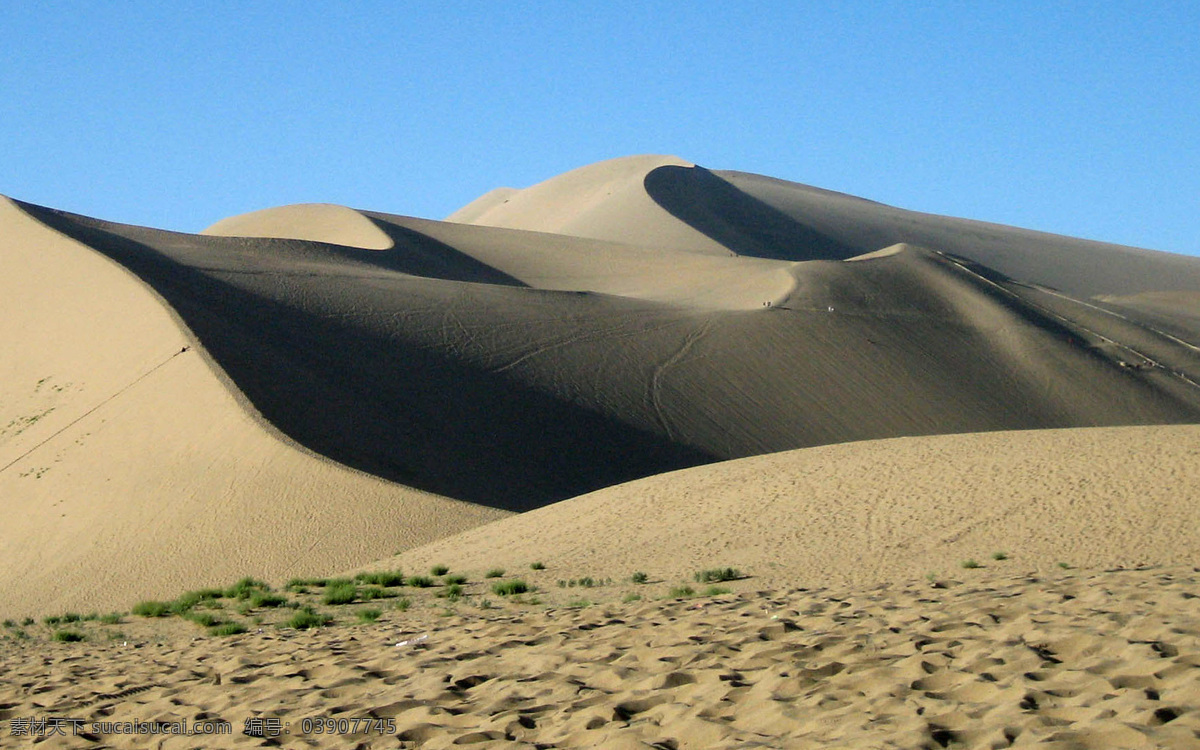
(3, 154), (1200, 748)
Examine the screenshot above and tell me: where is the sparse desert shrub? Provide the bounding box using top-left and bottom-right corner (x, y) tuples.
(359, 586), (391, 601)
(631, 571), (649, 584)
(492, 580), (528, 596)
(407, 576), (435, 588)
(132, 600), (171, 618)
(2, 619), (13, 628)
(225, 577), (270, 600)
(623, 593), (642, 603)
(22, 617), (34, 626)
(287, 577), (328, 590)
(669, 586), (696, 598)
(530, 561), (546, 570)
(1058, 562), (1071, 570)
(961, 559), (982, 569)
(567, 599), (591, 608)
(703, 586), (730, 596)
(53, 630), (85, 642)
(485, 568), (505, 579)
(357, 608), (382, 623)
(442, 584), (463, 602)
(431, 564), (449, 576)
(577, 577), (596, 588)
(209, 622), (247, 636)
(42, 615), (62, 626)
(58, 613), (82, 623)
(285, 607), (332, 630)
(355, 570), (405, 587)
(249, 592), (288, 609)
(479, 599), (494, 609)
(992, 551), (1008, 561)
(323, 583), (358, 605)
(443, 574), (467, 585)
(185, 612), (223, 627)
(694, 568), (741, 583)
(394, 597), (411, 612)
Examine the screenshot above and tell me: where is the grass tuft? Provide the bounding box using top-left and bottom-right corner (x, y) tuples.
(491, 580), (529, 596)
(992, 551), (1009, 561)
(631, 571), (649, 584)
(669, 585), (696, 598)
(354, 570), (404, 587)
(961, 559), (982, 569)
(530, 561), (546, 570)
(485, 568), (505, 579)
(284, 607), (333, 630)
(430, 564), (450, 576)
(209, 622), (247, 636)
(407, 576), (435, 588)
(357, 608), (382, 623)
(694, 568), (741, 583)
(132, 600), (172, 618)
(53, 630), (85, 642)
(322, 583), (358, 605)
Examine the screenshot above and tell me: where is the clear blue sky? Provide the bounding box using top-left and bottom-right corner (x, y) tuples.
(3, 1), (1198, 256)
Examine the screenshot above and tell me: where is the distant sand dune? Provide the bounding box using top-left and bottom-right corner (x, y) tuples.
(2, 153), (1199, 618)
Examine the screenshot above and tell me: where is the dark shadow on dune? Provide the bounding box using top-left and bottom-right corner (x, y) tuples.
(358, 212), (527, 286)
(643, 165), (860, 261)
(17, 201), (717, 511)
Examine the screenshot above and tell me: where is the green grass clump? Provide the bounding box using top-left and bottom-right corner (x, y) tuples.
(623, 593), (643, 603)
(631, 571), (649, 584)
(485, 568), (505, 579)
(407, 575), (435, 588)
(42, 615), (62, 626)
(286, 577), (328, 590)
(225, 577), (271, 600)
(567, 599), (591, 608)
(1057, 562), (1072, 570)
(394, 597), (411, 612)
(961, 559), (982, 569)
(2, 619), (13, 628)
(355, 570), (405, 587)
(439, 584), (464, 602)
(430, 564), (450, 576)
(322, 583), (358, 605)
(443, 574), (467, 585)
(53, 630), (85, 642)
(357, 608), (383, 623)
(249, 592), (288, 608)
(209, 622), (247, 636)
(285, 607), (333, 630)
(992, 551), (1009, 561)
(530, 561), (546, 570)
(359, 586), (392, 601)
(703, 585), (730, 596)
(492, 580), (529, 596)
(132, 600), (171, 618)
(694, 567), (741, 583)
(669, 585), (696, 598)
(185, 611), (225, 627)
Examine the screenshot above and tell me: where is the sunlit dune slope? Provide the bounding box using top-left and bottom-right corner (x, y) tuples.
(0, 197), (506, 618)
(387, 424), (1200, 589)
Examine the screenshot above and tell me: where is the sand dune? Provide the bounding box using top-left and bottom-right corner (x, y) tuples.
(201, 202), (394, 250)
(4, 153), (1200, 748)
(0, 197), (505, 619)
(3, 153), (1200, 631)
(386, 424), (1200, 593)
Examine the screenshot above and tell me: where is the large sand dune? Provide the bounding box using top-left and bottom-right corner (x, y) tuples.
(0, 198), (505, 618)
(3, 154), (1199, 618)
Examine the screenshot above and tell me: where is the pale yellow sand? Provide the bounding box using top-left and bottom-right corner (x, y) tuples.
(3, 567), (1199, 748)
(0, 198), (506, 619)
(202, 203), (394, 250)
(386, 424), (1200, 593)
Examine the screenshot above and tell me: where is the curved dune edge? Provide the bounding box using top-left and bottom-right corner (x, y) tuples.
(446, 154), (734, 255)
(201, 202), (394, 250)
(382, 424), (1200, 588)
(0, 197), (507, 618)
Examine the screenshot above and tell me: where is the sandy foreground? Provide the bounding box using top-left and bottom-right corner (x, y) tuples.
(3, 566), (1200, 749)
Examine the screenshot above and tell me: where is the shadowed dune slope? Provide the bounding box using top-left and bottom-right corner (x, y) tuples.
(0, 197), (507, 619)
(388, 424), (1200, 589)
(13, 196), (1200, 516)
